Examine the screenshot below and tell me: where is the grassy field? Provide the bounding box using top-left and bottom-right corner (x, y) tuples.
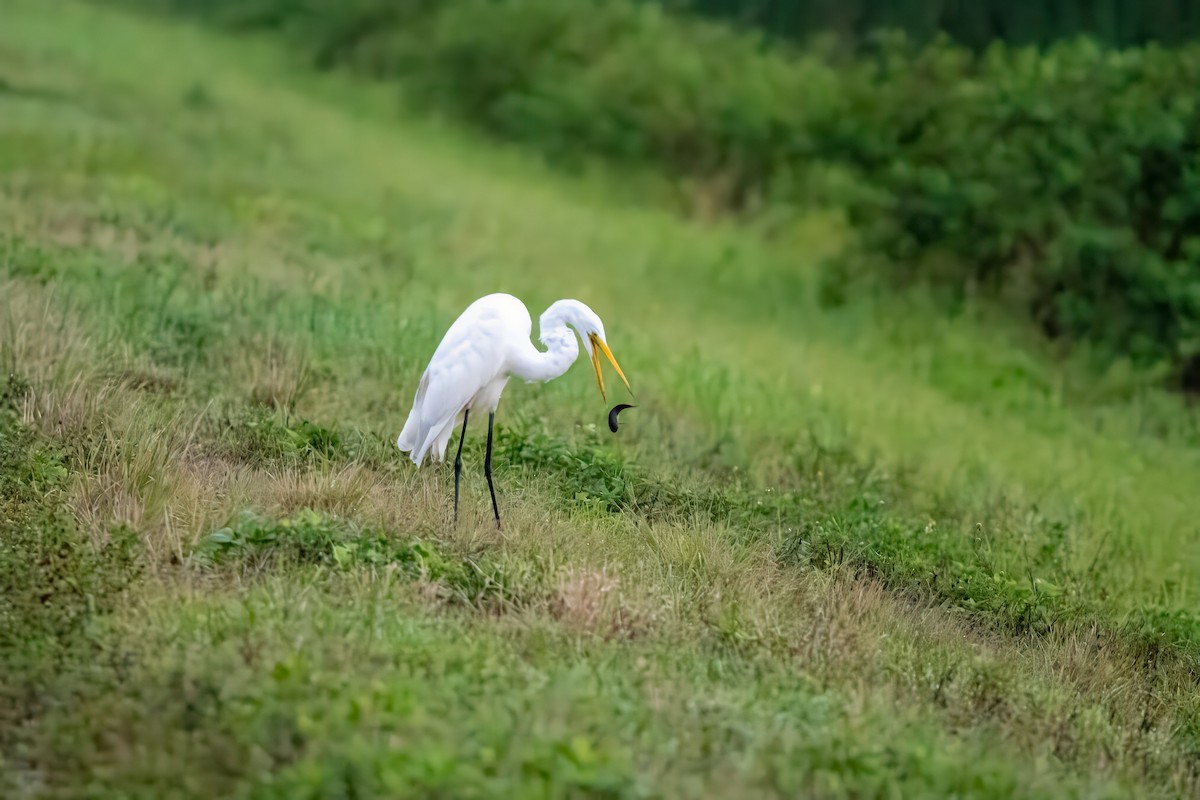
(4, 1), (1200, 796)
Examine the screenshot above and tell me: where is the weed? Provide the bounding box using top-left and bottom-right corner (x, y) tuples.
(0, 402), (141, 761)
(191, 508), (512, 607)
(216, 408), (345, 465)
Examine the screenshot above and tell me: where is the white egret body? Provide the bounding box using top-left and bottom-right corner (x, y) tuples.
(397, 292), (631, 524)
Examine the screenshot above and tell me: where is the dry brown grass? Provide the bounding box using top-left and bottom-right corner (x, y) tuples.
(239, 335), (314, 412)
(549, 564), (647, 640)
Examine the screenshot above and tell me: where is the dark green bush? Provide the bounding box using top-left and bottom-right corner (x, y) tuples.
(829, 33), (1200, 387)
(411, 0), (830, 200)
(113, 0), (1200, 388)
(686, 0), (1200, 51)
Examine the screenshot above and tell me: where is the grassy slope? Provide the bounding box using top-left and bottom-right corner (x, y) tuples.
(2, 1), (1200, 796)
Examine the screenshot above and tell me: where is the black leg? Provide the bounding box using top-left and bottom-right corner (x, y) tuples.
(453, 410), (469, 524)
(484, 411), (501, 528)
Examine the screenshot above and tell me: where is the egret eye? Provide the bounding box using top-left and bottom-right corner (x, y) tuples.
(608, 403), (635, 433)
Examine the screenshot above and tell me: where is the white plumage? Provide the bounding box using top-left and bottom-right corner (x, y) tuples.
(397, 292), (631, 525)
(396, 294), (515, 466)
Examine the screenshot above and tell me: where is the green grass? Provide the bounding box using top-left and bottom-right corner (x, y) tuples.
(3, 1), (1200, 796)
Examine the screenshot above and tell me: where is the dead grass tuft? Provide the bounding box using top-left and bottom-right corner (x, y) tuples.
(790, 571), (887, 672)
(550, 565), (646, 640)
(69, 472), (145, 541)
(254, 462), (379, 517)
(240, 336), (313, 412)
(113, 366), (181, 396)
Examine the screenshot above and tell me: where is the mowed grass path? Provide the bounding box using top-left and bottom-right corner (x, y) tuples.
(3, 1), (1200, 796)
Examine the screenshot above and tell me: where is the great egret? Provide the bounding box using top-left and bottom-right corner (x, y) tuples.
(397, 292), (632, 526)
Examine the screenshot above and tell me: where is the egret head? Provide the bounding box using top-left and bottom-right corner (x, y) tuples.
(544, 299), (632, 403)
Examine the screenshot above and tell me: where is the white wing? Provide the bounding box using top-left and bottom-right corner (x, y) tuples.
(397, 294), (530, 465)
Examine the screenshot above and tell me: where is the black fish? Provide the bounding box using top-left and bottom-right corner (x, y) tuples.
(607, 403), (635, 433)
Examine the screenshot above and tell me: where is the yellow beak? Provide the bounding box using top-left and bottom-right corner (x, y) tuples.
(587, 333), (632, 403)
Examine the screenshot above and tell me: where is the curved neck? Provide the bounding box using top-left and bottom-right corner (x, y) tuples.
(509, 305), (581, 383)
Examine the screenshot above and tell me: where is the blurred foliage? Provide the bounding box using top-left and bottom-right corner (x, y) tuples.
(683, 0), (1200, 50)
(829, 33), (1200, 390)
(118, 0), (1200, 389)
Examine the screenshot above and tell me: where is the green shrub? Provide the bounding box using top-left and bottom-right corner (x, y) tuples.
(686, 0), (1200, 50)
(829, 33), (1200, 388)
(410, 0), (833, 201)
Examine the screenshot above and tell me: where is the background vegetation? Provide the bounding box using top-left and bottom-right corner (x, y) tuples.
(686, 0), (1200, 49)
(3, 0), (1200, 796)
(124, 0), (1200, 390)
